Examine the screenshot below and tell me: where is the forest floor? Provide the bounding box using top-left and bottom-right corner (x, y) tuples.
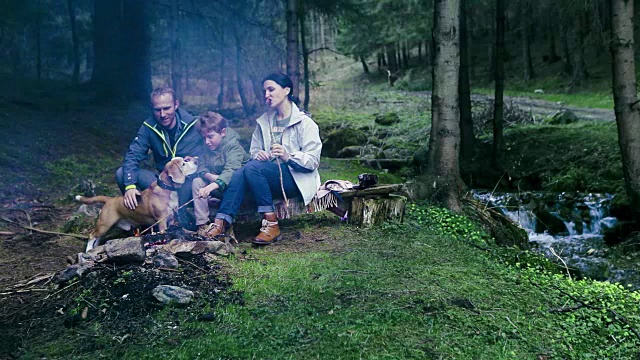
(0, 57), (638, 359)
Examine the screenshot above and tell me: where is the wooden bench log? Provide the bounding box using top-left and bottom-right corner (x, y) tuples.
(208, 184), (408, 227)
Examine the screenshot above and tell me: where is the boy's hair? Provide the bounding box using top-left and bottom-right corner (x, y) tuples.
(198, 111), (228, 135)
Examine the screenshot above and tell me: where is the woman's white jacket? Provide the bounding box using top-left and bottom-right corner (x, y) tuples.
(250, 102), (322, 205)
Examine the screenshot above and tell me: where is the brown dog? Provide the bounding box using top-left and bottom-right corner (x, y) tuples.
(76, 156), (198, 251)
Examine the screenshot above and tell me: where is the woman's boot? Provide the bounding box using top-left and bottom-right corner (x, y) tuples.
(253, 212), (281, 245)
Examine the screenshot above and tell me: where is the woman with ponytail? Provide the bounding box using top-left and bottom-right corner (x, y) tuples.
(203, 73), (322, 244)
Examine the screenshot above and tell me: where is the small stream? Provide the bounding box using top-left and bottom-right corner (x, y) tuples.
(474, 191), (638, 287)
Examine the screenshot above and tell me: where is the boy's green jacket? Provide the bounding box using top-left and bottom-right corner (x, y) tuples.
(196, 128), (249, 191)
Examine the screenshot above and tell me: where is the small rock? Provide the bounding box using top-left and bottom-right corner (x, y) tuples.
(54, 262), (96, 283)
(163, 240), (196, 255)
(153, 252), (179, 269)
(152, 285), (194, 305)
(104, 237), (146, 264)
(534, 89), (544, 94)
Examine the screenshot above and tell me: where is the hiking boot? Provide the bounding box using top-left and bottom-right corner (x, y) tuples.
(252, 213), (281, 245)
(198, 219), (227, 239)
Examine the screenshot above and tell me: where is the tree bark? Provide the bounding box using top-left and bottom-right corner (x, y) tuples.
(521, 0), (534, 80)
(36, 0), (42, 81)
(560, 22), (574, 75)
(234, 28), (251, 116)
(360, 56), (369, 74)
(67, 0), (80, 84)
(217, 21), (226, 109)
(92, 0), (151, 102)
(413, 0), (464, 212)
(611, 0), (640, 221)
(286, 0), (300, 98)
(569, 11), (589, 91)
(300, 12), (310, 110)
(171, 0), (183, 101)
(492, 0), (505, 170)
(385, 44), (398, 73)
(459, 0), (474, 170)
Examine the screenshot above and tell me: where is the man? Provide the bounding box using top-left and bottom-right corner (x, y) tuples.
(115, 87), (203, 228)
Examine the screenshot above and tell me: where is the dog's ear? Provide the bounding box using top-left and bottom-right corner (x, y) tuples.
(167, 158), (186, 184)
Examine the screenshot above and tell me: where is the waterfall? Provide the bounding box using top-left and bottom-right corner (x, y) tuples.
(472, 191), (636, 286)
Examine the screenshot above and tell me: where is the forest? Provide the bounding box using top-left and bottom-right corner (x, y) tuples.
(1, 0), (640, 358)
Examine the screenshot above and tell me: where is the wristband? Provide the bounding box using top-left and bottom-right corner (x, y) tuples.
(125, 185), (137, 191)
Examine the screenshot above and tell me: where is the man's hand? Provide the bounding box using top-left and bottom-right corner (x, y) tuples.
(270, 144), (290, 162)
(123, 188), (141, 210)
(197, 182), (220, 198)
(255, 150), (271, 161)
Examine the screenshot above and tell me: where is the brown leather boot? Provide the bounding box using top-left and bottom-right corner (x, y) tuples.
(253, 213), (281, 245)
(202, 218), (227, 239)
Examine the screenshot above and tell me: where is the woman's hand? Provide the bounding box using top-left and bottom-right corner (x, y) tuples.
(270, 144), (290, 162)
(255, 150), (271, 161)
(197, 182), (219, 198)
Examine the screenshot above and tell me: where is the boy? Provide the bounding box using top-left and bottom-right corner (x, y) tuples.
(192, 111), (249, 238)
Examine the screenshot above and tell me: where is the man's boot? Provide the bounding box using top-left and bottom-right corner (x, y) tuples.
(203, 218), (227, 238)
(252, 212), (281, 245)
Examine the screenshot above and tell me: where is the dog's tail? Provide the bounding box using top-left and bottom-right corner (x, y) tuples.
(75, 195), (112, 204)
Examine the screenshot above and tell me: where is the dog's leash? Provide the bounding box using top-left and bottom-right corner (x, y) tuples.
(139, 198), (195, 236)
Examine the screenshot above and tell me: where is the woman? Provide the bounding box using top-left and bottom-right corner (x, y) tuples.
(206, 73), (322, 244)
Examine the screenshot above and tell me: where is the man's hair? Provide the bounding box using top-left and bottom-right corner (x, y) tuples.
(150, 87), (176, 103)
(198, 111), (228, 135)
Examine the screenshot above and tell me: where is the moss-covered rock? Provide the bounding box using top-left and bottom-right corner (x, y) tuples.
(374, 112), (401, 126)
(545, 110), (579, 125)
(322, 128), (368, 157)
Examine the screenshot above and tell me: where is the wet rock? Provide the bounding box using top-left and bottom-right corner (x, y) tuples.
(153, 252), (179, 269)
(104, 237), (146, 264)
(374, 112), (401, 126)
(533, 206), (568, 235)
(152, 285), (194, 305)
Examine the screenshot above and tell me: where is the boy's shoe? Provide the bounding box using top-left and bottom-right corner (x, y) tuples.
(198, 218), (227, 239)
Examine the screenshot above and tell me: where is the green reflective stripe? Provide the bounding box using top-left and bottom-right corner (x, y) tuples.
(172, 120), (197, 155)
(143, 122), (172, 157)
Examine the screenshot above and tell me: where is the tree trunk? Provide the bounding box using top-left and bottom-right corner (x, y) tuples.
(521, 0), (534, 81)
(300, 12), (310, 110)
(413, 0), (464, 212)
(217, 21), (225, 109)
(234, 29), (251, 116)
(360, 56), (369, 74)
(547, 31), (561, 63)
(401, 41), (409, 69)
(36, 0), (42, 81)
(560, 22), (574, 75)
(569, 11), (589, 91)
(459, 0), (474, 170)
(92, 0), (151, 102)
(385, 44), (398, 73)
(286, 0), (300, 98)
(611, 0), (640, 221)
(493, 0), (505, 170)
(171, 0), (183, 101)
(67, 0), (80, 84)
(418, 42), (422, 60)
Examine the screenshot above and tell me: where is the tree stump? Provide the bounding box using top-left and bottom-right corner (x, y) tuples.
(348, 194), (406, 226)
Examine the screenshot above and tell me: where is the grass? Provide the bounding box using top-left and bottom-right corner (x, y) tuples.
(25, 205), (640, 359)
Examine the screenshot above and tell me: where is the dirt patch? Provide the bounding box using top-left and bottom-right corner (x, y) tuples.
(0, 248), (240, 358)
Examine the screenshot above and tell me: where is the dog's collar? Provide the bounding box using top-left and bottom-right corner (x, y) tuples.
(157, 176), (179, 191)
